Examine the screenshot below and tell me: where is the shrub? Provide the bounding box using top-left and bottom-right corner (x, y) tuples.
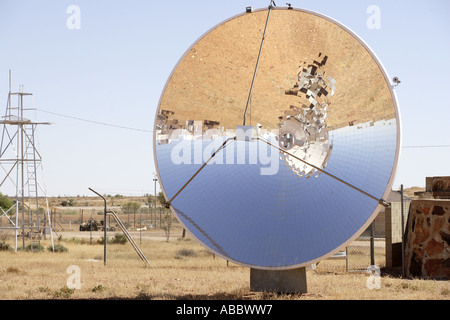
(92, 285), (105, 293)
(24, 243), (43, 252)
(6, 267), (20, 273)
(110, 233), (127, 245)
(53, 286), (74, 298)
(49, 244), (68, 252)
(175, 249), (196, 259)
(178, 249), (196, 256)
(97, 234), (128, 245)
(0, 242), (10, 251)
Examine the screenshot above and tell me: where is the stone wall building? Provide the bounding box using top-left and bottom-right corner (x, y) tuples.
(404, 176), (450, 279)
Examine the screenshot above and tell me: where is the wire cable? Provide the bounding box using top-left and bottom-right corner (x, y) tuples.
(34, 110), (449, 148)
(402, 145), (450, 149)
(36, 108), (153, 133)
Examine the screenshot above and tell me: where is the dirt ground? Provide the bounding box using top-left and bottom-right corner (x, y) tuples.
(0, 238), (448, 301)
(1, 193), (447, 301)
(58, 230), (184, 242)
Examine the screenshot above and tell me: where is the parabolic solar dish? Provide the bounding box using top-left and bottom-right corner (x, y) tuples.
(154, 7), (400, 269)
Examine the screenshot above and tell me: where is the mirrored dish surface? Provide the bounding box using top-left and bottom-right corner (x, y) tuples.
(154, 7), (400, 269)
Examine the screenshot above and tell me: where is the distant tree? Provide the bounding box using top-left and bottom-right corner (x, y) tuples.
(60, 199), (74, 207)
(158, 192), (167, 206)
(122, 201), (141, 229)
(144, 193), (154, 207)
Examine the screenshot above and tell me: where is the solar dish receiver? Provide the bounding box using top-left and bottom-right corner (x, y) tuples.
(153, 6), (400, 270)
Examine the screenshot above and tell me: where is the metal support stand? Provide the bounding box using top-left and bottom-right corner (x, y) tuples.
(107, 209), (150, 266)
(250, 268), (307, 294)
(370, 222), (375, 266)
(89, 187), (150, 267)
(400, 184), (405, 277)
(165, 135), (388, 210)
(165, 137), (236, 207)
(243, 0), (275, 126)
(256, 137), (389, 207)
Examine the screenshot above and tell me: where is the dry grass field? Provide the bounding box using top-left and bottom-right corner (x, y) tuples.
(0, 193), (448, 301)
(0, 235), (448, 301)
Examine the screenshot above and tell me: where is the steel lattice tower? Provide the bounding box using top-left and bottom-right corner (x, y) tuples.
(0, 71), (54, 252)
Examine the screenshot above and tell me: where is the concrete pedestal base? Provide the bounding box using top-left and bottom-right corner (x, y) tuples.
(250, 268), (307, 294)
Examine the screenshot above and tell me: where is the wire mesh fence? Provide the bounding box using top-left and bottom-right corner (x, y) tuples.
(1, 206), (386, 273)
(314, 226), (386, 273)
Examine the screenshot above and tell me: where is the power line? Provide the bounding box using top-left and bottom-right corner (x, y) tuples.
(36, 108), (153, 133)
(31, 109), (450, 149)
(403, 145), (450, 149)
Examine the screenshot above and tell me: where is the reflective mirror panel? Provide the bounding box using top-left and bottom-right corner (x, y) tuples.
(154, 8), (400, 269)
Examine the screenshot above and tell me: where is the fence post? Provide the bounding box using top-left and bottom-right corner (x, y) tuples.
(400, 184), (405, 277)
(89, 211), (93, 245)
(370, 222), (375, 266)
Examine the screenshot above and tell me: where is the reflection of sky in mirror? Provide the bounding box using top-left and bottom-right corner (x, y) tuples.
(156, 119), (397, 268)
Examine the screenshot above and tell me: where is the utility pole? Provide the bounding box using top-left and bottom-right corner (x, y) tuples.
(153, 177), (158, 208)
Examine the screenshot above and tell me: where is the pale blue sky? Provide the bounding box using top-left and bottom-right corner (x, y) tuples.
(0, 0), (449, 196)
